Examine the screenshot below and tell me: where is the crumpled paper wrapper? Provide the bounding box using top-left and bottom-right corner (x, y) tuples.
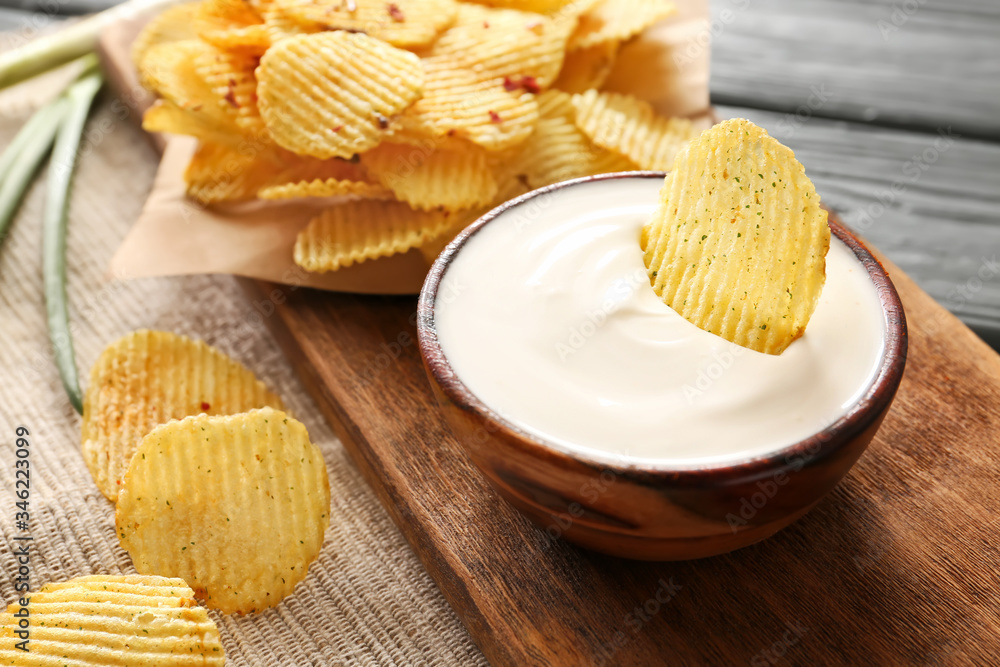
(102, 0), (711, 294)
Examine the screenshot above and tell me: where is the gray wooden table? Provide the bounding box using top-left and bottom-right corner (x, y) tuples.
(2, 0), (997, 348)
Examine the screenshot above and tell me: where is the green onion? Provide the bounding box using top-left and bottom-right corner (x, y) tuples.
(0, 0), (180, 91)
(0, 100), (68, 245)
(0, 100), (61, 186)
(43, 67), (104, 414)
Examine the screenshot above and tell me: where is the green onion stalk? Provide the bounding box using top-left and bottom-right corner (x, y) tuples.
(0, 99), (69, 244)
(43, 62), (104, 414)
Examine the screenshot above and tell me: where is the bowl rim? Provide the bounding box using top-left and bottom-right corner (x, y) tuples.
(416, 172), (908, 480)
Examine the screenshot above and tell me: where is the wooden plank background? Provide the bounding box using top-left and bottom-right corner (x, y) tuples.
(710, 0), (1000, 138)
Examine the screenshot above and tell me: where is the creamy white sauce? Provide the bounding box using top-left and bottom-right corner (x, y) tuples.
(434, 177), (886, 465)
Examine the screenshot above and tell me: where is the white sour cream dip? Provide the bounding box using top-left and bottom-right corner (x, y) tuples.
(434, 177), (886, 465)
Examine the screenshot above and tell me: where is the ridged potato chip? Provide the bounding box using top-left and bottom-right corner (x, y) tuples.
(414, 194), (521, 264)
(486, 145), (533, 206)
(0, 575), (224, 665)
(132, 2), (201, 72)
(572, 89), (697, 170)
(257, 31), (424, 159)
(536, 86), (574, 116)
(81, 330), (284, 501)
(552, 39), (619, 93)
(463, 0), (575, 11)
(642, 118), (831, 355)
(139, 39), (229, 123)
(276, 0), (458, 47)
(384, 124), (476, 153)
(143, 99), (246, 147)
(196, 0), (270, 52)
(392, 57), (538, 152)
(428, 2), (575, 88)
(185, 140), (277, 203)
(362, 141), (497, 211)
(295, 200), (453, 272)
(194, 45), (266, 134)
(259, 177), (391, 200)
(248, 0), (276, 13)
(262, 1), (322, 42)
(115, 408), (331, 614)
(512, 90), (636, 189)
(466, 0), (599, 11)
(569, 0), (675, 50)
(185, 140), (366, 204)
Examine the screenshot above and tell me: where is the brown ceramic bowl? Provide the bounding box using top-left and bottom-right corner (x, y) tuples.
(416, 173), (908, 561)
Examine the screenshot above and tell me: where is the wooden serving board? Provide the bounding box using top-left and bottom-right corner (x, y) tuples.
(99, 22), (1000, 667)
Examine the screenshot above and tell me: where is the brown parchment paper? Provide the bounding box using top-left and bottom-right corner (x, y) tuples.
(107, 0), (711, 294)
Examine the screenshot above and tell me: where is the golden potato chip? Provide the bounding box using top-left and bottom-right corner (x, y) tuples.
(428, 2), (574, 88)
(115, 408), (331, 614)
(258, 177), (392, 200)
(511, 90), (636, 189)
(536, 86), (574, 117)
(194, 45), (266, 134)
(139, 39), (228, 122)
(184, 141), (276, 203)
(361, 141), (498, 211)
(206, 21), (271, 53)
(248, 0), (276, 13)
(197, 0), (270, 53)
(185, 140), (275, 203)
(572, 89), (697, 170)
(295, 200), (453, 272)
(131, 2), (201, 72)
(0, 575), (224, 665)
(480, 140), (530, 200)
(143, 99), (247, 147)
(262, 1), (322, 42)
(569, 0), (676, 50)
(81, 330), (284, 501)
(465, 0), (597, 12)
(383, 124), (476, 153)
(257, 32), (424, 159)
(414, 197), (513, 264)
(552, 39), (619, 93)
(276, 0), (457, 47)
(392, 57), (538, 152)
(642, 118), (831, 355)
(185, 140), (366, 204)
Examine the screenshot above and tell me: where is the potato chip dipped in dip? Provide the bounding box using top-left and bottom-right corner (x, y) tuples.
(643, 119), (831, 355)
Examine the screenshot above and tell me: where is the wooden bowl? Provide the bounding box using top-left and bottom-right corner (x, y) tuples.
(416, 173), (908, 561)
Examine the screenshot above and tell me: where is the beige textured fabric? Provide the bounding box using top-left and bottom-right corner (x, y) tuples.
(0, 82), (487, 664)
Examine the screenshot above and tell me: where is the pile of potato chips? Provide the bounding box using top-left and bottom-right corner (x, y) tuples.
(133, 0), (699, 272)
(80, 330), (331, 615)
